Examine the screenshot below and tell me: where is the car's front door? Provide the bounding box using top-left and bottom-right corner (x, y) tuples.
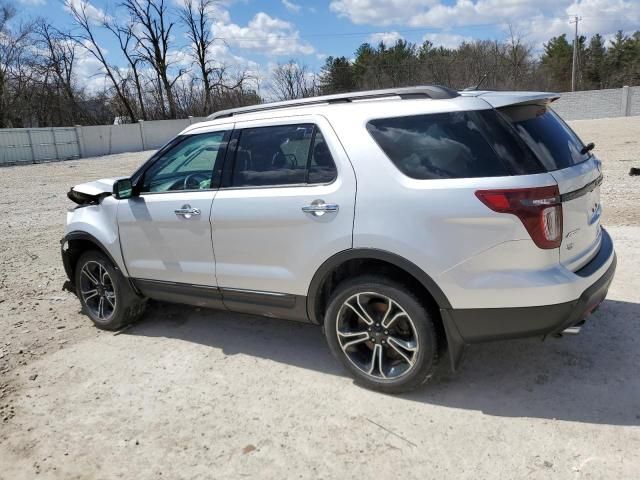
(118, 124), (232, 287)
(210, 116), (356, 317)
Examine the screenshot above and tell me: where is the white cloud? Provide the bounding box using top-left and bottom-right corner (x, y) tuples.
(330, 0), (549, 28)
(331, 0), (640, 48)
(368, 31), (403, 45)
(423, 32), (472, 49)
(509, 0), (640, 48)
(282, 0), (302, 14)
(64, 0), (110, 25)
(172, 0), (232, 22)
(330, 0), (438, 26)
(18, 0), (47, 5)
(73, 43), (111, 93)
(214, 11), (315, 56)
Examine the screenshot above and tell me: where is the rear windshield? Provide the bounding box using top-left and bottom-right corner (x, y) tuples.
(497, 104), (590, 171)
(366, 109), (543, 180)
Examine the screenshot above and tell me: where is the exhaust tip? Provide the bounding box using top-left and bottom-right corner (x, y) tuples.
(561, 325), (581, 335)
(560, 320), (586, 336)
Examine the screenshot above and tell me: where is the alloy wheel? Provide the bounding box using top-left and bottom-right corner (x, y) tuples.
(79, 260), (117, 322)
(336, 292), (419, 380)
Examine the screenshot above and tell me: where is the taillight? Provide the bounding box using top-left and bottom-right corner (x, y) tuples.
(475, 185), (562, 249)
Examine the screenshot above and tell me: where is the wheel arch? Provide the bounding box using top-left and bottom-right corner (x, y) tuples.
(306, 248), (452, 326)
(61, 231), (131, 291)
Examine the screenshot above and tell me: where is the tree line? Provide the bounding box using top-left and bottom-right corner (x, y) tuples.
(291, 29), (639, 100)
(1, 0), (639, 128)
(0, 0), (259, 128)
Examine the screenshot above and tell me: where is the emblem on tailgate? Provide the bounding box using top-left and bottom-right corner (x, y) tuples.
(565, 228), (580, 250)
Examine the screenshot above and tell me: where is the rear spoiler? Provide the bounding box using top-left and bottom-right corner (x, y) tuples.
(462, 91), (560, 109)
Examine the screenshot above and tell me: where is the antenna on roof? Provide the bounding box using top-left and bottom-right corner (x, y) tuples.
(463, 74), (488, 91)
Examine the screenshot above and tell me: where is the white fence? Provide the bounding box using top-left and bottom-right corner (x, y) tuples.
(0, 117), (206, 166)
(0, 127), (80, 165)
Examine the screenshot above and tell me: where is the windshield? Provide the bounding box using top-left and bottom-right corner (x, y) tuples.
(498, 104), (590, 171)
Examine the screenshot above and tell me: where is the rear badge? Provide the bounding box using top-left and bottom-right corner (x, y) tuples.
(565, 228), (580, 250)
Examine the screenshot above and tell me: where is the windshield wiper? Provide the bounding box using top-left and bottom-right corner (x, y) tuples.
(580, 142), (595, 155)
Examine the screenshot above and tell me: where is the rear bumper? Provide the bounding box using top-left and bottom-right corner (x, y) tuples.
(442, 228), (616, 368)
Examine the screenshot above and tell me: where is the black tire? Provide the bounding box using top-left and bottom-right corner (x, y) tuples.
(324, 275), (437, 393)
(74, 250), (145, 331)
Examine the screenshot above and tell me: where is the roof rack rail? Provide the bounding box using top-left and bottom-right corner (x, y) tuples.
(207, 85), (459, 120)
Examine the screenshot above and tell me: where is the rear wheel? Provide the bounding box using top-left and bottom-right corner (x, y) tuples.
(74, 250), (145, 330)
(324, 276), (438, 393)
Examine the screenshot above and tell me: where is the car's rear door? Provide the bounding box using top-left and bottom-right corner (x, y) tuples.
(210, 115), (356, 318)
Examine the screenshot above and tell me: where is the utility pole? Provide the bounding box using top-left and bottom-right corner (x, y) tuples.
(570, 15), (580, 91)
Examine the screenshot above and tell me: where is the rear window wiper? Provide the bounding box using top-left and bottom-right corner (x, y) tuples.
(580, 142), (595, 155)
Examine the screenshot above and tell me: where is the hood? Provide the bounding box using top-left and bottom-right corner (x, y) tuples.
(67, 178), (123, 205)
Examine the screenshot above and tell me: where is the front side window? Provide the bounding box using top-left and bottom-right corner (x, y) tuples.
(141, 131), (228, 193)
(230, 124), (337, 187)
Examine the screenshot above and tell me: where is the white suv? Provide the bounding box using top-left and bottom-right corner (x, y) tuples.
(62, 86), (616, 393)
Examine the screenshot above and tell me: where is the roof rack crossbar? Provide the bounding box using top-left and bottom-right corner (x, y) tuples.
(208, 85), (459, 120)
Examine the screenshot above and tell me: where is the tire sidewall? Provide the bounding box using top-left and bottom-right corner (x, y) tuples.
(324, 277), (437, 393)
(74, 251), (125, 329)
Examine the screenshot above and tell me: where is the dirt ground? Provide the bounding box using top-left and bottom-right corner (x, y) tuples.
(0, 117), (639, 479)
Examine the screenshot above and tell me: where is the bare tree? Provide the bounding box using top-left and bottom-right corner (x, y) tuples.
(121, 0), (182, 118)
(506, 25), (533, 88)
(178, 0), (218, 115)
(103, 19), (147, 120)
(0, 4), (34, 127)
(271, 60), (316, 101)
(63, 0), (138, 122)
(35, 20), (84, 123)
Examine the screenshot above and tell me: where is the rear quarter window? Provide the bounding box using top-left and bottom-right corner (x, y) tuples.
(366, 110), (542, 180)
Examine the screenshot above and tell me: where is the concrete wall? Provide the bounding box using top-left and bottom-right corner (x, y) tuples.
(0, 117), (206, 166)
(0, 127), (80, 165)
(552, 86), (638, 120)
(140, 119), (195, 150)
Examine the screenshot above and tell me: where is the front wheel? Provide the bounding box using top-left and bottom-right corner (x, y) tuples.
(74, 250), (145, 330)
(324, 276), (438, 393)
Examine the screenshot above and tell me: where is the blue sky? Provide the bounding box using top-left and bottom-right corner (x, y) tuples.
(13, 0), (640, 93)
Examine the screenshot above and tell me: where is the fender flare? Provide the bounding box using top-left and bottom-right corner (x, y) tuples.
(305, 248), (451, 325)
(61, 231), (132, 289)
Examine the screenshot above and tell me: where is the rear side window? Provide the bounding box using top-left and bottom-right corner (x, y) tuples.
(366, 110), (542, 180)
(498, 105), (589, 171)
(230, 124), (337, 187)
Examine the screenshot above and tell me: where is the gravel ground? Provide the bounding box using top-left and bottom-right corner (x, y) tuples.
(0, 117), (639, 479)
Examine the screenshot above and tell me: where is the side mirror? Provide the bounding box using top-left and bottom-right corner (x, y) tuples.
(113, 178), (134, 200)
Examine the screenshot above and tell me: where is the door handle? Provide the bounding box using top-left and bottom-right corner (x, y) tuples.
(302, 200), (339, 217)
(174, 204), (201, 219)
